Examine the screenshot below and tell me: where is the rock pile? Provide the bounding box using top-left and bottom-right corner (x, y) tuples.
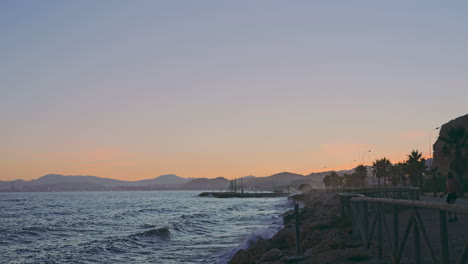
(228, 191), (381, 264)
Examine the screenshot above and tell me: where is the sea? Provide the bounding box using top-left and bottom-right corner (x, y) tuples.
(0, 191), (290, 264)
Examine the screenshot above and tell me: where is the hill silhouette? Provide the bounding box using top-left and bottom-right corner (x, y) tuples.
(0, 171), (329, 192)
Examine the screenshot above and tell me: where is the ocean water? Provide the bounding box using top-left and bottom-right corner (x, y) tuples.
(0, 191), (289, 264)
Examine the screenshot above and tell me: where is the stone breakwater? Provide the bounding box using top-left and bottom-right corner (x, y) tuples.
(228, 191), (383, 264)
(199, 192), (289, 198)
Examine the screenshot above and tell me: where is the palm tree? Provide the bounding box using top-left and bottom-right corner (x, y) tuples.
(406, 150), (426, 188)
(372, 158), (392, 186)
(343, 172), (363, 188)
(438, 126), (468, 195)
(354, 164), (368, 187)
(330, 171), (341, 189)
(323, 171), (342, 189)
(323, 174), (332, 189)
(389, 162), (405, 186)
(343, 173), (352, 188)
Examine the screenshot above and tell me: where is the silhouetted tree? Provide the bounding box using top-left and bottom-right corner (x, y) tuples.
(323, 174), (332, 189)
(323, 171), (342, 189)
(405, 150), (426, 188)
(372, 158), (392, 186)
(342, 173), (350, 188)
(344, 172), (364, 188)
(354, 164), (368, 187)
(389, 162), (405, 186)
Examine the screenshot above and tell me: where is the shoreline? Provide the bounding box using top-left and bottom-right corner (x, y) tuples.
(227, 190), (379, 264)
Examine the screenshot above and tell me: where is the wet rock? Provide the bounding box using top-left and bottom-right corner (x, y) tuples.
(304, 248), (314, 256)
(248, 239), (274, 261)
(346, 248), (372, 262)
(343, 239), (363, 248)
(270, 227), (295, 250)
(228, 190), (378, 264)
(228, 249), (250, 264)
(257, 248), (283, 262)
(283, 255), (311, 263)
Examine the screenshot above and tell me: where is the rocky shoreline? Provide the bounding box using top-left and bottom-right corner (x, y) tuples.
(228, 190), (383, 264)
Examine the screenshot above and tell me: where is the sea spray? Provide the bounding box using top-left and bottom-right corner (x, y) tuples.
(217, 199), (291, 264)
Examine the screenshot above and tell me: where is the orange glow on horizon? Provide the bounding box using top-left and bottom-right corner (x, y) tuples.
(0, 148), (432, 181)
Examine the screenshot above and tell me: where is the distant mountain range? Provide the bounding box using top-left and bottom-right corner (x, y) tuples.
(0, 174), (192, 192)
(0, 170), (352, 192)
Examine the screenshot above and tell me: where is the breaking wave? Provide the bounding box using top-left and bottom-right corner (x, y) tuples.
(131, 226), (172, 239)
(0, 191), (289, 264)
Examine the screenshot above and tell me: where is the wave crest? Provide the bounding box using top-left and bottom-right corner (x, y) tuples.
(131, 226), (171, 239)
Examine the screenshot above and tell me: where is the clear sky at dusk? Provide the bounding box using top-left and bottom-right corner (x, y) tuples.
(2, 1), (468, 181)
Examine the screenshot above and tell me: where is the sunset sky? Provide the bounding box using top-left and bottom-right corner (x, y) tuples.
(2, 1), (468, 181)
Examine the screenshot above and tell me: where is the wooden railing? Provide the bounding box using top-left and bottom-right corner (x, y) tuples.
(349, 197), (468, 264)
(339, 187), (420, 217)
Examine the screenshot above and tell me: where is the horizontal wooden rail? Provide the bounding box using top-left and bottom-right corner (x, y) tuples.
(321, 187), (420, 193)
(340, 188), (468, 264)
(339, 187), (420, 217)
(351, 197), (468, 214)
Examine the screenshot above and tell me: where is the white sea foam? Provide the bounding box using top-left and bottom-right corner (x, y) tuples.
(217, 206), (287, 264)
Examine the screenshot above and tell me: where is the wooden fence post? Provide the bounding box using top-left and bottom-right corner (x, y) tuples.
(457, 243), (468, 264)
(414, 209), (421, 264)
(295, 204), (302, 256)
(439, 210), (449, 264)
(393, 205), (399, 261)
(364, 201), (369, 241)
(377, 203), (383, 260)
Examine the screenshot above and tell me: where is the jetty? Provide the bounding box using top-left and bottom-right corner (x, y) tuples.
(198, 192), (289, 198)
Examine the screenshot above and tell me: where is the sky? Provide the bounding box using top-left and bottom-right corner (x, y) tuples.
(1, 1), (468, 181)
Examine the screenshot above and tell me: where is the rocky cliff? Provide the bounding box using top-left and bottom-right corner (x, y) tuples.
(432, 113), (468, 178)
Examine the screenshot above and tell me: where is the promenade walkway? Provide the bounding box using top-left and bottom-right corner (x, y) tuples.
(345, 190), (468, 263)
